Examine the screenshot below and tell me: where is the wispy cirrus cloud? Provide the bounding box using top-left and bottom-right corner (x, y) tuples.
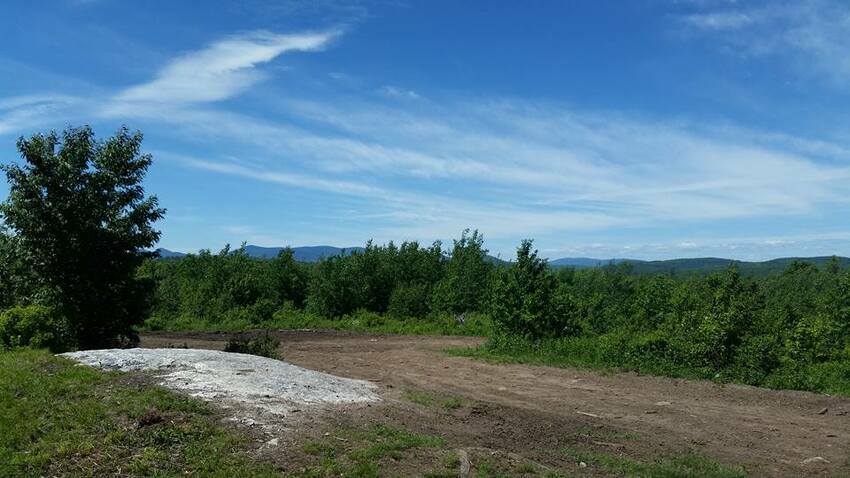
(126, 92), (850, 244)
(3, 28), (850, 257)
(680, 11), (758, 31)
(0, 94), (84, 135)
(675, 0), (850, 87)
(115, 30), (338, 104)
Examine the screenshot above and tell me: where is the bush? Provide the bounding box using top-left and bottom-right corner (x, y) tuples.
(0, 305), (74, 352)
(387, 283), (431, 318)
(224, 332), (280, 360)
(489, 240), (573, 339)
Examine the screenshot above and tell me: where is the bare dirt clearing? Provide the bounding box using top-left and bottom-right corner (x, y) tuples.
(141, 330), (850, 476)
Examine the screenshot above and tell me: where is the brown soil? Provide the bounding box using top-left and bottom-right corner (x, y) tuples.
(141, 330), (850, 477)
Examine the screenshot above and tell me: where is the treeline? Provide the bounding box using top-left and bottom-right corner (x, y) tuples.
(141, 234), (850, 395)
(485, 241), (850, 394)
(139, 230), (493, 333)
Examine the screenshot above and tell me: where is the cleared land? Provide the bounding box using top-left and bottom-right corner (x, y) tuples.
(141, 330), (850, 477)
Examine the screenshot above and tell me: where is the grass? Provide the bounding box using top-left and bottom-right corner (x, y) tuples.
(0, 348), (281, 478)
(404, 389), (436, 406)
(403, 388), (467, 410)
(296, 425), (572, 478)
(448, 334), (850, 397)
(143, 309), (493, 337)
(562, 448), (746, 478)
(298, 423), (446, 477)
(0, 348), (748, 477)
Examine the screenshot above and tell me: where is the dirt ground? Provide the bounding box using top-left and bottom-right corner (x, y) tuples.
(141, 330), (850, 477)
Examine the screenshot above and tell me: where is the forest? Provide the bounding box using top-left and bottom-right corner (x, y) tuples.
(131, 231), (850, 396)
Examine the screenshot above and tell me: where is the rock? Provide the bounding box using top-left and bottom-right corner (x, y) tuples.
(266, 438), (279, 446)
(655, 401), (672, 406)
(60, 348), (381, 430)
(645, 409), (659, 414)
(802, 456), (830, 465)
(818, 407), (828, 415)
(579, 461), (587, 468)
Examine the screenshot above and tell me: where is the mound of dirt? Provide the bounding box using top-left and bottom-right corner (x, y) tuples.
(62, 348), (380, 428)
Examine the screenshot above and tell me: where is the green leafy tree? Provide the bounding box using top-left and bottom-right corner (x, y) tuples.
(432, 229), (492, 314)
(269, 248), (309, 308)
(667, 267), (761, 368)
(0, 126), (164, 348)
(307, 254), (363, 317)
(489, 239), (574, 338)
(0, 229), (34, 309)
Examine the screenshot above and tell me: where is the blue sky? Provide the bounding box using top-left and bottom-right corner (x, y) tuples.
(2, 0), (850, 260)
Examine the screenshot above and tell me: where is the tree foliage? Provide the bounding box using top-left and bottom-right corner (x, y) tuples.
(0, 126), (164, 348)
(489, 240), (575, 338)
(431, 229), (491, 314)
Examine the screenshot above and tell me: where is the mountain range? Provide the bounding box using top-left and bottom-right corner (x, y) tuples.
(156, 245), (365, 262)
(155, 246), (849, 276)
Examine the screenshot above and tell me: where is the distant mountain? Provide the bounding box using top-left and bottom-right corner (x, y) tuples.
(549, 255), (850, 276)
(155, 248), (186, 259)
(548, 257), (628, 268)
(156, 246), (849, 274)
(155, 245), (364, 262)
(244, 245), (365, 262)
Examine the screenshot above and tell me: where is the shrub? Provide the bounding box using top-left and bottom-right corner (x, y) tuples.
(489, 240), (573, 339)
(223, 332), (280, 360)
(0, 305), (74, 352)
(431, 229), (491, 314)
(387, 283), (432, 318)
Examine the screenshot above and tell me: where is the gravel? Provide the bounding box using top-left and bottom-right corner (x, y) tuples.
(61, 348), (380, 427)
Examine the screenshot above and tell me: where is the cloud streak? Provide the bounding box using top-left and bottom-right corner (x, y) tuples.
(3, 28), (850, 257)
(115, 30), (337, 104)
(676, 0), (850, 87)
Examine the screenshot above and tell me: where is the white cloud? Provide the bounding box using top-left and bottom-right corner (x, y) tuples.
(0, 94), (85, 136)
(134, 95), (850, 245)
(4, 29), (850, 256)
(680, 11), (757, 30)
(676, 1), (850, 86)
(115, 30), (338, 104)
(377, 85), (421, 99)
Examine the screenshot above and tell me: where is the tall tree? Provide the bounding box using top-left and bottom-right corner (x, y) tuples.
(432, 229), (492, 314)
(0, 126), (165, 348)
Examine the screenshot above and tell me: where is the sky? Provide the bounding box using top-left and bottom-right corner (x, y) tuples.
(1, 0), (850, 261)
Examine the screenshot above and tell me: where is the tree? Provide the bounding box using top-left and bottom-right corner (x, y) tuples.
(0, 126), (165, 348)
(489, 239), (573, 338)
(431, 229), (492, 314)
(269, 248), (309, 308)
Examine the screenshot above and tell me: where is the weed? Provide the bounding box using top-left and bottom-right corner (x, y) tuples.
(224, 332), (281, 359)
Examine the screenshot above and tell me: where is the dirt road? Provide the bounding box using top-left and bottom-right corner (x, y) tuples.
(141, 330), (850, 476)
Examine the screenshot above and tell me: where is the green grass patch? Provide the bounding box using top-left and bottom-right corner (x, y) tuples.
(298, 423), (446, 477)
(440, 396), (465, 410)
(0, 348), (281, 477)
(143, 309), (492, 337)
(404, 389), (436, 406)
(403, 389), (467, 410)
(563, 448), (745, 477)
